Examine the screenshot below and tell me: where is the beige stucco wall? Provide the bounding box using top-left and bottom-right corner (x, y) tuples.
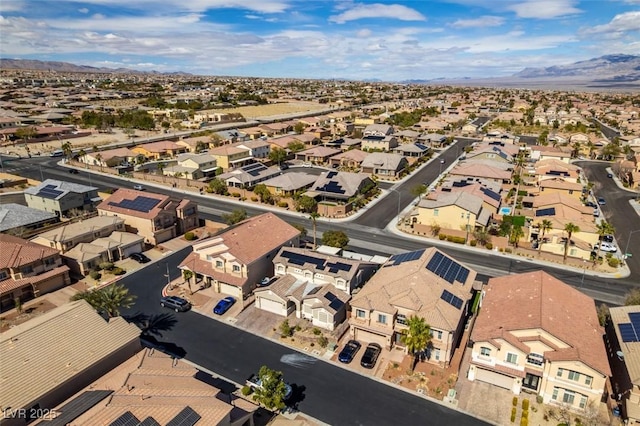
(417, 204), (477, 232)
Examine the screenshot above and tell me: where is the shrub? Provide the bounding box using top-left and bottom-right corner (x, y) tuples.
(99, 261), (114, 271)
(536, 395), (543, 404)
(294, 325), (302, 332)
(470, 240), (477, 247)
(510, 407), (517, 423)
(112, 267), (126, 275)
(519, 418), (528, 426)
(241, 385), (252, 396)
(486, 242), (493, 250)
(446, 235), (466, 244)
(184, 231), (196, 241)
(512, 397), (518, 407)
(318, 336), (329, 348)
(522, 399), (529, 410)
(89, 270), (101, 280)
(608, 257), (620, 268)
(251, 196), (258, 202)
(232, 192), (241, 198)
(278, 201), (289, 208)
(505, 248), (513, 254)
(312, 327), (322, 335)
(438, 234), (447, 240)
(279, 319), (293, 337)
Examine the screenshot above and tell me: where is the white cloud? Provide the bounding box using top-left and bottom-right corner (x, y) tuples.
(581, 11), (640, 36)
(450, 15), (504, 29)
(356, 29), (372, 37)
(78, 7), (89, 14)
(1, 0), (25, 12)
(329, 3), (426, 24)
(58, 0), (289, 14)
(508, 0), (581, 19)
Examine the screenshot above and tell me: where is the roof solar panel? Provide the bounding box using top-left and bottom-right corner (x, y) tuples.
(325, 291), (336, 301)
(329, 298), (344, 310)
(456, 267), (470, 284)
(535, 207), (556, 217)
(109, 196), (162, 213)
(629, 312), (640, 326)
(109, 411), (140, 426)
(619, 323), (638, 342)
(327, 171), (337, 178)
(426, 251), (444, 271)
(440, 289), (464, 310)
(426, 251), (470, 284)
(45, 390), (114, 426)
(480, 187), (502, 202)
(166, 406), (201, 426)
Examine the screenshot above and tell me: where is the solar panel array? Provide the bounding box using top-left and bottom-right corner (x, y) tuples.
(326, 261), (352, 273)
(166, 406), (201, 426)
(325, 291), (345, 310)
(37, 184), (64, 200)
(280, 251), (352, 274)
(108, 196), (162, 213)
(327, 171), (337, 178)
(317, 180), (346, 194)
(441, 289), (464, 310)
(492, 146), (509, 160)
(619, 312), (640, 343)
(387, 249), (425, 266)
(480, 187), (502, 202)
(243, 162), (267, 177)
(535, 207), (556, 217)
(415, 143), (428, 151)
(425, 251), (470, 284)
(109, 412), (140, 426)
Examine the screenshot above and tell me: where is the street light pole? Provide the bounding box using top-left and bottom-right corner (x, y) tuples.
(624, 229), (640, 260)
(389, 188), (401, 219)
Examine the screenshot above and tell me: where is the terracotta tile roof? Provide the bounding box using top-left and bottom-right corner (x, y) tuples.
(0, 234), (60, 268)
(97, 189), (194, 221)
(134, 140), (182, 153)
(179, 252), (247, 287)
(350, 247), (476, 332)
(471, 271), (611, 376)
(0, 264), (70, 294)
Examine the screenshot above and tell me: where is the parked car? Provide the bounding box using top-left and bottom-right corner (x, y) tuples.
(50, 149), (64, 157)
(584, 201), (596, 208)
(338, 340), (362, 364)
(603, 235), (614, 243)
(598, 197), (606, 205)
(133, 184), (145, 191)
(279, 163), (289, 170)
(259, 277), (274, 287)
(301, 163), (312, 168)
(607, 173), (613, 178)
(160, 296), (191, 312)
(360, 343), (382, 369)
(595, 242), (618, 253)
(593, 209), (600, 217)
(68, 169), (79, 174)
(130, 252), (151, 263)
(213, 296), (236, 315)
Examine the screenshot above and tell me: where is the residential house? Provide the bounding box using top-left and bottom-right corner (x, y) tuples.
(434, 179), (503, 214)
(217, 162), (281, 189)
(24, 179), (101, 218)
(306, 171), (374, 216)
(30, 215), (126, 253)
(394, 142), (430, 158)
(394, 129), (421, 143)
(162, 153), (219, 180)
(79, 147), (138, 167)
(462, 116), (491, 134)
(606, 306), (640, 423)
(63, 231), (144, 276)
(531, 146), (572, 163)
(468, 271), (611, 411)
(0, 234), (71, 311)
(415, 191), (491, 234)
(236, 139), (271, 159)
(67, 348), (255, 426)
(0, 300), (141, 426)
(466, 145), (516, 164)
(178, 213), (300, 298)
(349, 248), (477, 365)
(534, 159), (581, 184)
(131, 140), (187, 160)
(449, 163), (512, 185)
(0, 203), (59, 237)
(260, 172), (317, 197)
(361, 135), (398, 152)
(614, 154), (640, 189)
(176, 135), (211, 152)
(363, 123), (394, 137)
(328, 149), (368, 169)
(360, 152), (409, 179)
(207, 145), (252, 170)
(97, 189), (198, 245)
(538, 178), (584, 200)
(295, 146), (341, 165)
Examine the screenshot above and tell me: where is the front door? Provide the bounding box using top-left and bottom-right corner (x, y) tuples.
(523, 373), (540, 391)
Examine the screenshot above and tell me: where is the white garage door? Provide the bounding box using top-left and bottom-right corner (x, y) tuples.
(475, 368), (515, 390)
(256, 297), (286, 316)
(122, 244), (142, 259)
(355, 329), (388, 347)
(219, 283), (240, 298)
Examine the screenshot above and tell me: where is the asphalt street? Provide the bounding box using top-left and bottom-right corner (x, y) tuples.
(120, 247), (489, 426)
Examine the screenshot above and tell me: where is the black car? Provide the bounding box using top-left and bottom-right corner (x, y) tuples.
(584, 201), (596, 208)
(338, 340), (362, 363)
(360, 343), (382, 369)
(130, 252), (151, 263)
(279, 163), (289, 170)
(160, 296), (191, 312)
(603, 234), (614, 243)
(68, 169), (79, 174)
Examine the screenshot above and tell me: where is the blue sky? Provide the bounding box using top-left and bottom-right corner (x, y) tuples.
(1, 0), (639, 81)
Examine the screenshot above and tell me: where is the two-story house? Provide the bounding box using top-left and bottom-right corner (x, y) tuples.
(24, 179), (101, 218)
(208, 145), (252, 170)
(349, 248), (477, 366)
(162, 152), (219, 180)
(415, 191), (491, 235)
(131, 140), (187, 160)
(30, 216), (126, 253)
(97, 189), (198, 245)
(236, 139), (271, 159)
(0, 234), (70, 311)
(468, 271), (611, 411)
(178, 213), (300, 298)
(360, 152), (409, 179)
(253, 247), (379, 330)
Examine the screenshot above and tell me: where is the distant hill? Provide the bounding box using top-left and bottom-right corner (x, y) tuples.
(0, 58), (191, 76)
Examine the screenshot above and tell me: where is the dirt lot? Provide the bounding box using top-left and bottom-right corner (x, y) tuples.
(201, 100), (328, 119)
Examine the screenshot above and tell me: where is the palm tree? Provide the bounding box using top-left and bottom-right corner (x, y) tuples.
(182, 269), (194, 295)
(309, 212), (320, 249)
(538, 219), (553, 255)
(61, 141), (73, 160)
(563, 222), (581, 261)
(595, 221), (615, 258)
(400, 315), (431, 371)
(71, 283), (136, 317)
(77, 149), (86, 164)
(510, 224), (524, 248)
(95, 153), (103, 171)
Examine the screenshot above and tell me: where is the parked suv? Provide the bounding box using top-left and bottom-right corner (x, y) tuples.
(130, 252), (150, 263)
(160, 296), (191, 312)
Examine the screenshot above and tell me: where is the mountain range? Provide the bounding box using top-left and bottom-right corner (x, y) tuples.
(1, 55), (639, 90)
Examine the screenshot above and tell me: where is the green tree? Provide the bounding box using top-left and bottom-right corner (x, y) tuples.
(563, 223), (580, 261)
(207, 178), (229, 195)
(15, 126), (37, 143)
(292, 223), (307, 239)
(322, 230), (349, 249)
(296, 195), (317, 213)
(410, 184), (428, 202)
(95, 153), (103, 171)
(401, 315), (431, 371)
(252, 365), (288, 411)
(182, 269), (194, 295)
(287, 141), (305, 153)
(537, 219), (553, 255)
(294, 122), (306, 134)
(269, 147), (288, 165)
(472, 229), (491, 247)
(509, 224), (524, 248)
(195, 141), (209, 153)
(596, 221), (615, 257)
(222, 208), (247, 225)
(253, 184), (272, 204)
(61, 141), (73, 159)
(71, 283), (136, 318)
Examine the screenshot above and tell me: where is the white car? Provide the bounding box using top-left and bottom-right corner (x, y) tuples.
(595, 242), (617, 253)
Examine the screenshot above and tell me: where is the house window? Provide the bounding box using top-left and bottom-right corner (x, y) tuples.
(215, 260), (223, 268)
(433, 348), (441, 361)
(232, 265), (240, 272)
(434, 209), (439, 217)
(526, 353), (544, 366)
(480, 347), (491, 357)
(562, 390), (575, 405)
(505, 353), (518, 364)
(377, 314), (387, 324)
(44, 257), (56, 267)
(21, 265), (33, 275)
(568, 371), (580, 381)
(0, 271), (7, 281)
(585, 375), (592, 386)
(552, 387), (559, 401)
(277, 265), (285, 273)
(557, 368), (564, 377)
(579, 396), (587, 409)
(396, 314), (407, 325)
(430, 330), (442, 340)
(356, 309), (366, 318)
